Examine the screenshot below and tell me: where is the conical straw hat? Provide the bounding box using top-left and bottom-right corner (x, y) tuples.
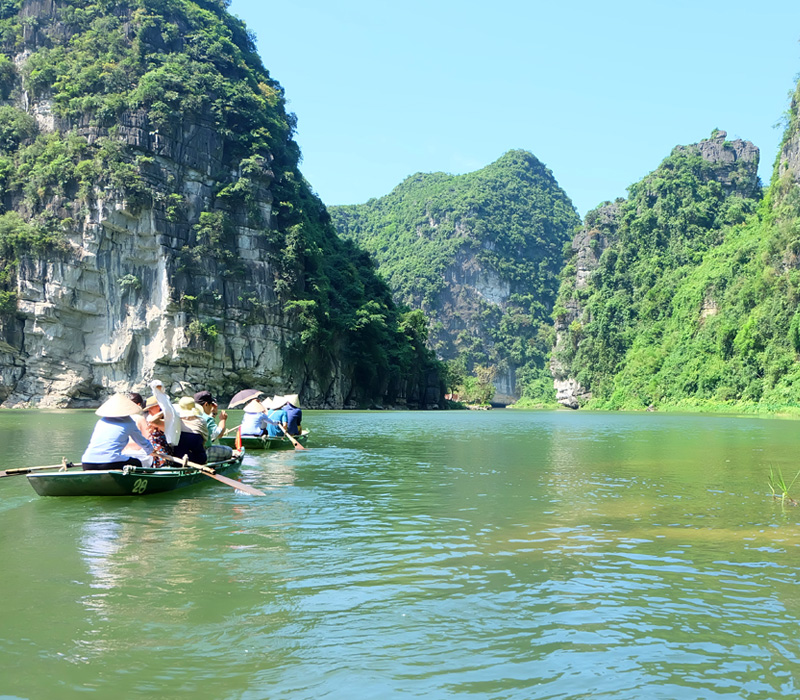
(283, 393), (300, 407)
(96, 393), (143, 418)
(265, 396), (285, 410)
(243, 399), (265, 413)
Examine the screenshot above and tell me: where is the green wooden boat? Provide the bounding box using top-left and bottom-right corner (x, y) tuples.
(218, 431), (308, 451)
(27, 448), (245, 497)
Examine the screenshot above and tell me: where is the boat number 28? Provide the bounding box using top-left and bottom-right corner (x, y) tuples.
(132, 478), (148, 494)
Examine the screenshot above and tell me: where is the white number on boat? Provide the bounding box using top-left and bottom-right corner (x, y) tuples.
(132, 478), (148, 494)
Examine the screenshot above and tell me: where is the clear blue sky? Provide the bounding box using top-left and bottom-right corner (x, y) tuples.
(229, 0), (800, 218)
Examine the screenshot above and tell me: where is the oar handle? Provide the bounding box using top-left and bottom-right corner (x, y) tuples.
(0, 461), (78, 477)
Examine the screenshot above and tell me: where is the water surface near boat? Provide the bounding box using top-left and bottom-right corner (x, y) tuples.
(1, 409), (798, 699)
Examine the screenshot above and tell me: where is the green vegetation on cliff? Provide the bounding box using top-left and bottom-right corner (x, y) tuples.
(0, 0), (441, 405)
(330, 150), (580, 403)
(553, 121), (800, 411)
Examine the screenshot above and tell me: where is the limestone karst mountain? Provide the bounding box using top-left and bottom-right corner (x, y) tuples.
(551, 129), (788, 409)
(0, 0), (442, 408)
(330, 150), (580, 405)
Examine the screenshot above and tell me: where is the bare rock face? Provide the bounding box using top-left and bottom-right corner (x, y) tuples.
(673, 131), (760, 198)
(432, 246), (517, 404)
(572, 201), (621, 291)
(0, 147), (320, 406)
(777, 88), (800, 187)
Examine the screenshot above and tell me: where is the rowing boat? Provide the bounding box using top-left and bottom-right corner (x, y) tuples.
(218, 432), (309, 451)
(27, 447), (245, 497)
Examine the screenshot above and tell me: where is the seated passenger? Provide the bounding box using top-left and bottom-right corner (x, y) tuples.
(194, 390), (228, 446)
(282, 393), (303, 436)
(173, 396), (209, 465)
(265, 396), (288, 438)
(240, 399), (268, 436)
(143, 395), (171, 460)
(82, 394), (154, 471)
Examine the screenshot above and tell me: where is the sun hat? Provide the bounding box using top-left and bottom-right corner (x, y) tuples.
(177, 396), (203, 418)
(96, 394), (143, 417)
(270, 396), (290, 410)
(243, 399), (265, 413)
(283, 393), (300, 407)
(145, 395), (161, 409)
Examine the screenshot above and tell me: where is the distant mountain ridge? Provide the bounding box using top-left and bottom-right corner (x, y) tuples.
(330, 150), (580, 404)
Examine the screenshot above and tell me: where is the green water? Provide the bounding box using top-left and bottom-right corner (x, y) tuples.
(1, 409), (798, 699)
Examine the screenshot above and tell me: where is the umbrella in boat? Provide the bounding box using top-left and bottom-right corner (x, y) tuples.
(228, 389), (264, 409)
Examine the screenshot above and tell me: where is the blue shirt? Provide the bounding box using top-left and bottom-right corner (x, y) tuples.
(285, 405), (302, 435)
(240, 411), (268, 436)
(266, 408), (287, 438)
(82, 417), (153, 464)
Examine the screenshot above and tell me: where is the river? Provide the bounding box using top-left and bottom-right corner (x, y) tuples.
(1, 409), (798, 699)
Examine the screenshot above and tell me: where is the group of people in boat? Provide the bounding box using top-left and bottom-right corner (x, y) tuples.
(80, 381), (232, 471)
(81, 384), (303, 472)
(239, 394), (302, 438)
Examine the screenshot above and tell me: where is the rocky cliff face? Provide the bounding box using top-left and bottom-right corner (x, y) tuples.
(0, 0), (442, 408)
(551, 201), (621, 408)
(674, 131), (760, 198)
(776, 84), (800, 191)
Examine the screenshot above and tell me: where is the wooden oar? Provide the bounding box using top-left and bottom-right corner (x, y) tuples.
(279, 424), (307, 450)
(0, 459), (76, 478)
(163, 455), (267, 496)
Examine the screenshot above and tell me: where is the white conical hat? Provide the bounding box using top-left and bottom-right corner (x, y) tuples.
(243, 399), (265, 413)
(283, 393), (300, 407)
(96, 394), (143, 418)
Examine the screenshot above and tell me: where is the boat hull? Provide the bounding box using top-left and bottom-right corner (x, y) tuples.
(27, 452), (245, 497)
(218, 433), (307, 451)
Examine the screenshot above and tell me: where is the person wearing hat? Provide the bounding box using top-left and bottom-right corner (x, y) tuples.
(173, 396), (209, 464)
(193, 390), (228, 447)
(81, 394), (154, 471)
(282, 393), (302, 436)
(142, 395), (170, 458)
(239, 399), (269, 436)
(265, 396), (288, 439)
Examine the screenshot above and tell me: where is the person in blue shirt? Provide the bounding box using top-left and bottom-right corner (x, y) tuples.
(240, 399), (269, 436)
(265, 397), (288, 438)
(82, 394), (154, 471)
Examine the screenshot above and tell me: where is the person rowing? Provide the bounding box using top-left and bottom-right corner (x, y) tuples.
(280, 393), (302, 436)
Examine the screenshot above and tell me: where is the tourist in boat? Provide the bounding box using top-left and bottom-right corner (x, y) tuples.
(174, 396), (209, 464)
(240, 398), (269, 436)
(81, 394), (154, 471)
(265, 396), (289, 438)
(142, 395), (171, 459)
(193, 390), (228, 446)
(282, 393), (302, 436)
